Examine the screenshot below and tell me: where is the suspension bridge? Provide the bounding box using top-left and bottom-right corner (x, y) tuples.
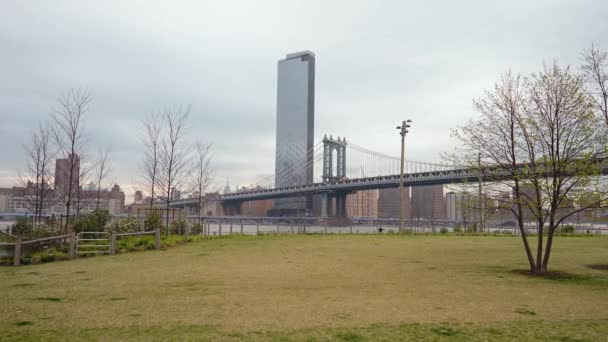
(170, 134), (608, 218)
(170, 135), (488, 217)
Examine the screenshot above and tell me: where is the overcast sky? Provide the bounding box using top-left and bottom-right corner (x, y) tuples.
(1, 0), (607, 201)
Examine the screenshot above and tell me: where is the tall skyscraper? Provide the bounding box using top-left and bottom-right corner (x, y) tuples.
(273, 51), (315, 214)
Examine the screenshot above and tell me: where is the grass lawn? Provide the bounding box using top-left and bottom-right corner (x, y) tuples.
(1, 234), (607, 341)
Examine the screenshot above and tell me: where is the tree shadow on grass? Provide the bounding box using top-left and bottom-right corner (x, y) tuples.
(510, 269), (592, 283)
(586, 264), (608, 271)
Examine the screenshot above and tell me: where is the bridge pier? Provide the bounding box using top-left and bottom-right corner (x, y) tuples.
(222, 201), (242, 216)
(335, 192), (347, 218)
(320, 191), (348, 220)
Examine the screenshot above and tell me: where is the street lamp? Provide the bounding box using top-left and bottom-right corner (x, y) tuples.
(396, 120), (412, 233)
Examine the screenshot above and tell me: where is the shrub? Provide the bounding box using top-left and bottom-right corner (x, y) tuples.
(190, 223), (202, 235)
(28, 248), (70, 265)
(115, 236), (155, 253)
(116, 238), (134, 252)
(10, 217), (62, 239)
(107, 217), (143, 234)
(34, 222), (63, 238)
(11, 217), (34, 236)
(72, 209), (112, 233)
(440, 227), (449, 234)
(453, 224), (463, 233)
(144, 212), (162, 231)
(170, 219), (188, 235)
(562, 224), (575, 234)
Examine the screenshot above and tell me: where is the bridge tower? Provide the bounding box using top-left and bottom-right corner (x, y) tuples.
(322, 135), (347, 183)
(321, 135), (349, 219)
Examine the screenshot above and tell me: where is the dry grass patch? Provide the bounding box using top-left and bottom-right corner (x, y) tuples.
(1, 234), (607, 340)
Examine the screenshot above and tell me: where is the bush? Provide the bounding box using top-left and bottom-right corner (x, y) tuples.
(107, 217), (143, 234)
(28, 248), (70, 265)
(440, 227), (449, 234)
(72, 209), (112, 233)
(170, 219), (188, 235)
(11, 217), (34, 236)
(562, 224), (575, 234)
(453, 224), (463, 233)
(190, 223), (202, 235)
(10, 217), (62, 239)
(144, 211), (162, 231)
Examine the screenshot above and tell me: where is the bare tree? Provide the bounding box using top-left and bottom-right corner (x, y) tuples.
(142, 112), (163, 208)
(94, 148), (112, 209)
(158, 106), (190, 236)
(525, 62), (608, 273)
(16, 123), (56, 226)
(581, 44), (608, 126)
(51, 88), (91, 232)
(73, 154), (94, 217)
(190, 140), (214, 235)
(454, 63), (608, 275)
(451, 70), (537, 271)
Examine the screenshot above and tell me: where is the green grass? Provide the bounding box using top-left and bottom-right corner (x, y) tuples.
(1, 234), (607, 341)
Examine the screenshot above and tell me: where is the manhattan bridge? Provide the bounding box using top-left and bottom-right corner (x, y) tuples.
(169, 134), (523, 219)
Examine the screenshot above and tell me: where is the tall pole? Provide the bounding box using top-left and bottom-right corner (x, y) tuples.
(397, 120), (411, 233)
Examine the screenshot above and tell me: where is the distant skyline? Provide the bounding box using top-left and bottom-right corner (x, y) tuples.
(2, 1), (608, 202)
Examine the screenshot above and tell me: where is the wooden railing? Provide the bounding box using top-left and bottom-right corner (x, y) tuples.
(1, 228), (162, 266)
(0, 233), (75, 266)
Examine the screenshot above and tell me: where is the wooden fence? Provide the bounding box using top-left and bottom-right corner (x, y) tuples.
(1, 228), (162, 266)
(0, 233), (75, 266)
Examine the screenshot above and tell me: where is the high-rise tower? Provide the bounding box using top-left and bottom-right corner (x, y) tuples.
(273, 51), (315, 214)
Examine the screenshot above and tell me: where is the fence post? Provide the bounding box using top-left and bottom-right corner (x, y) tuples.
(155, 228), (161, 250)
(230, 222), (233, 235)
(276, 222), (279, 234)
(240, 219), (243, 234)
(69, 232), (76, 258)
(324, 219), (328, 234)
(256, 224), (259, 235)
(13, 238), (22, 266)
(110, 233), (117, 254)
(219, 218), (222, 236)
(185, 224), (190, 241)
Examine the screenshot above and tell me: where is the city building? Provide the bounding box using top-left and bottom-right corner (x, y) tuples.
(346, 189), (379, 218)
(174, 192), (223, 217)
(411, 185), (446, 220)
(54, 154), (80, 192)
(237, 186), (274, 217)
(446, 191), (472, 221)
(0, 185), (125, 215)
(377, 187), (411, 219)
(134, 190), (143, 204)
(0, 155), (125, 215)
(273, 51), (315, 215)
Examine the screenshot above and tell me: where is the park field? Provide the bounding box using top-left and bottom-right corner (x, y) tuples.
(1, 234), (608, 341)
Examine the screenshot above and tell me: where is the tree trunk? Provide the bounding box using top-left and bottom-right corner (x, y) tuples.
(535, 216), (544, 274)
(514, 181), (536, 271)
(541, 216), (556, 272)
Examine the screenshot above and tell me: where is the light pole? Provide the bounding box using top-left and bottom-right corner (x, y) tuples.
(397, 120), (412, 233)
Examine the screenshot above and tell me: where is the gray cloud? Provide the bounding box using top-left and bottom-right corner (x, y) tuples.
(1, 0), (607, 200)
